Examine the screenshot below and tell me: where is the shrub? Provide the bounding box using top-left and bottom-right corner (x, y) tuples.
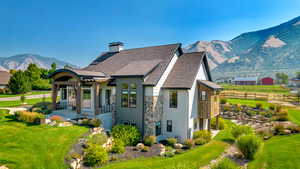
(141, 146), (150, 152)
(111, 139), (125, 154)
(256, 129), (273, 140)
(8, 70), (31, 94)
(194, 138), (207, 145)
(220, 98), (227, 104)
(233, 104), (242, 112)
(84, 143), (108, 166)
(211, 158), (239, 169)
(20, 95), (26, 104)
(287, 125), (300, 133)
(70, 152), (81, 159)
(87, 133), (108, 145)
(167, 138), (177, 147)
(231, 125), (253, 139)
(255, 103), (262, 109)
(164, 151), (175, 157)
(275, 105), (283, 113)
(274, 124), (285, 135)
(110, 156), (118, 162)
(273, 110), (288, 121)
(175, 149), (184, 154)
(246, 110), (257, 116)
(193, 130), (211, 143)
(223, 105), (231, 112)
(144, 135), (156, 146)
(112, 125), (141, 146)
(89, 118), (102, 127)
(211, 117), (226, 130)
(269, 104), (276, 111)
(236, 134), (262, 160)
(50, 115), (64, 122)
(15, 111), (44, 124)
(183, 139), (194, 149)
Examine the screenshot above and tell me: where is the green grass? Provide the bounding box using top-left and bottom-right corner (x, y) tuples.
(226, 98), (271, 109)
(0, 111), (88, 169)
(248, 134), (300, 169)
(0, 97), (52, 107)
(0, 91), (51, 98)
(101, 121), (234, 169)
(287, 109), (300, 126)
(221, 84), (290, 94)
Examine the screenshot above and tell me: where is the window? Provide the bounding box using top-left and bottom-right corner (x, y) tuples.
(201, 91), (207, 101)
(61, 88), (67, 100)
(98, 88), (102, 108)
(121, 83), (129, 107)
(155, 121), (161, 136)
(105, 89), (111, 105)
(194, 119), (198, 129)
(169, 91), (177, 108)
(129, 83), (137, 108)
(167, 120), (172, 132)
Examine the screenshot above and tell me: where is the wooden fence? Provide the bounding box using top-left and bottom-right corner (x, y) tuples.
(220, 90), (299, 102)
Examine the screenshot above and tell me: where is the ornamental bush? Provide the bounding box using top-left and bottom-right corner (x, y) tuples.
(183, 139), (195, 149)
(211, 117), (226, 130)
(193, 130), (211, 143)
(84, 143), (108, 166)
(231, 125), (253, 139)
(144, 135), (156, 146)
(236, 134), (262, 160)
(167, 138), (177, 147)
(111, 139), (125, 154)
(211, 158), (239, 169)
(87, 133), (108, 145)
(112, 124), (141, 146)
(15, 111), (44, 124)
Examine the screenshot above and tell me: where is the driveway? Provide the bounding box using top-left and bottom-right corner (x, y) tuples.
(0, 94), (51, 101)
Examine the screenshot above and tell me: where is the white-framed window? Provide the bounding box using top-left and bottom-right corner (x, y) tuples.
(121, 83), (129, 107)
(155, 121), (162, 136)
(201, 91), (207, 101)
(129, 83), (137, 108)
(169, 91), (177, 108)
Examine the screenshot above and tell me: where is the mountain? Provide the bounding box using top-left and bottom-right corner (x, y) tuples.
(185, 16), (300, 79)
(0, 54), (77, 70)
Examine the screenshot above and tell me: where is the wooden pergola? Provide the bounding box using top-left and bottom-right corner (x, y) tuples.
(50, 69), (109, 115)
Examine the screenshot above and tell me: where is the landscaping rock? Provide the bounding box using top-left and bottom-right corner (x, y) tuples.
(70, 158), (81, 169)
(91, 127), (103, 135)
(159, 144), (165, 156)
(48, 121), (56, 126)
(0, 166), (9, 169)
(283, 129), (292, 135)
(103, 137), (113, 149)
(174, 143), (183, 149)
(136, 143), (145, 150)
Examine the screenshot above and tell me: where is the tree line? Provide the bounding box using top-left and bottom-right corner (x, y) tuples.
(8, 63), (57, 94)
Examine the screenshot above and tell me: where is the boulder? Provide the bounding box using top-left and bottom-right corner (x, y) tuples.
(136, 143), (145, 150)
(159, 144), (165, 156)
(283, 129), (292, 135)
(70, 158), (81, 169)
(0, 166), (9, 169)
(174, 143), (183, 149)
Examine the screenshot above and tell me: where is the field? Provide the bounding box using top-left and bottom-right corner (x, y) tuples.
(221, 84), (291, 94)
(0, 97), (52, 107)
(0, 110), (88, 169)
(0, 91), (51, 98)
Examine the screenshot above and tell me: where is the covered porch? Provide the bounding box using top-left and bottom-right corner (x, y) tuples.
(49, 68), (115, 129)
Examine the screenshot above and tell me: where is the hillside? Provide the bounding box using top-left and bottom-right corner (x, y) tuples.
(185, 16), (300, 79)
(0, 54), (77, 70)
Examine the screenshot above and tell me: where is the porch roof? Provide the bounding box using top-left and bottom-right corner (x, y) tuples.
(197, 80), (222, 91)
(49, 68), (107, 79)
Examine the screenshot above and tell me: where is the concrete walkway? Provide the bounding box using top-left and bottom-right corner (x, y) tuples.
(0, 93), (51, 101)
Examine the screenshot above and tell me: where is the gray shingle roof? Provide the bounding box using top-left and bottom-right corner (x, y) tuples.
(84, 43), (181, 85)
(0, 71), (10, 85)
(163, 52), (208, 89)
(198, 80), (222, 90)
(111, 60), (161, 77)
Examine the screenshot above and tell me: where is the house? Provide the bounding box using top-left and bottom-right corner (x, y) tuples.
(0, 71), (11, 89)
(49, 42), (222, 141)
(233, 77), (257, 85)
(289, 78), (300, 88)
(260, 77), (274, 85)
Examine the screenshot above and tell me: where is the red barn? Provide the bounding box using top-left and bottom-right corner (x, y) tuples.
(261, 77), (274, 85)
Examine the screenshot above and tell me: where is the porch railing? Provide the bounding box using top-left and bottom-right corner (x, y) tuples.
(100, 104), (115, 114)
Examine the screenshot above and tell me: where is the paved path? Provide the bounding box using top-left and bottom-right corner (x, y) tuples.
(0, 93), (51, 101)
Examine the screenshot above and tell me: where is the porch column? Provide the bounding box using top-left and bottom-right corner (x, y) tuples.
(216, 115), (219, 130)
(208, 119), (211, 131)
(51, 82), (58, 110)
(94, 83), (100, 115)
(76, 82), (81, 114)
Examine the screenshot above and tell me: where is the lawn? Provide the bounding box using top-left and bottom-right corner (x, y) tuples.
(0, 110), (88, 169)
(0, 90), (51, 98)
(0, 97), (52, 107)
(101, 121), (234, 169)
(221, 84), (291, 94)
(248, 134), (300, 169)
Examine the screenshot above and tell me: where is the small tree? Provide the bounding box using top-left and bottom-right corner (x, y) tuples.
(8, 70), (31, 94)
(20, 95), (26, 104)
(275, 72), (288, 85)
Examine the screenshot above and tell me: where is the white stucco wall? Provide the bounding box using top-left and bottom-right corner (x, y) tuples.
(188, 63), (209, 137)
(162, 89), (189, 142)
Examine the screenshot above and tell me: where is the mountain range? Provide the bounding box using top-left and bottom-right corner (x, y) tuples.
(185, 16), (300, 79)
(0, 54), (76, 71)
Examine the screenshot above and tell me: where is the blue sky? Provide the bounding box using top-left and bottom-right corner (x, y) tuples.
(1, 0), (300, 67)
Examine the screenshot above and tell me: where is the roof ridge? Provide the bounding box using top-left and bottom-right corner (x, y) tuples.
(120, 43), (181, 52)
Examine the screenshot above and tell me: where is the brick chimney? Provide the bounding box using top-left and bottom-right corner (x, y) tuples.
(108, 42), (124, 52)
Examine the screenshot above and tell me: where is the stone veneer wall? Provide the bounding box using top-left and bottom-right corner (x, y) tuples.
(144, 95), (163, 136)
(111, 94), (116, 125)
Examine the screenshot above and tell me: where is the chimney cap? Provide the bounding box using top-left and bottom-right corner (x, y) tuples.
(109, 41), (124, 47)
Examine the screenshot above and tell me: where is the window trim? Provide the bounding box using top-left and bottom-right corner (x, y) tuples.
(129, 83), (137, 108)
(155, 121), (162, 136)
(201, 91), (207, 101)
